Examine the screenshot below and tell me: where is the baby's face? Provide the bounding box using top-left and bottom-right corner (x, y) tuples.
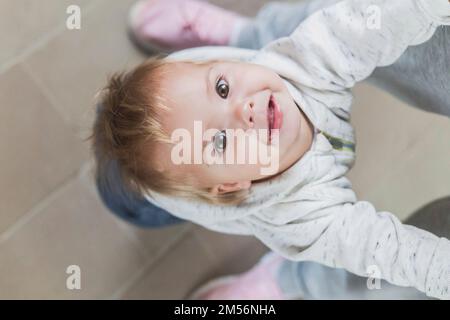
(155, 61), (313, 195)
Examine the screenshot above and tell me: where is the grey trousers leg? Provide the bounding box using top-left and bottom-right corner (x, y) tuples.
(277, 260), (430, 300)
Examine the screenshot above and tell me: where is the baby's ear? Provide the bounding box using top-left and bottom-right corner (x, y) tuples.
(210, 181), (252, 195)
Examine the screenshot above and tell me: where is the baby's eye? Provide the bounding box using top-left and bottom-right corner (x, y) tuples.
(216, 77), (229, 99)
(213, 130), (227, 153)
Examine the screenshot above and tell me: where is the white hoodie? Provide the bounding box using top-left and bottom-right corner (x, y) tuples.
(146, 0), (450, 299)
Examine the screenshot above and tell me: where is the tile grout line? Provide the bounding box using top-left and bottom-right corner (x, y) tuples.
(77, 159), (193, 263)
(190, 229), (223, 264)
(22, 55), (106, 141)
(108, 225), (194, 300)
(21, 62), (72, 131)
(0, 27), (61, 76)
(0, 168), (82, 245)
(111, 218), (192, 262)
(0, 0), (107, 258)
(77, 160), (156, 264)
(350, 109), (446, 205)
(15, 0), (109, 135)
(77, 159), (197, 299)
(0, 0), (105, 77)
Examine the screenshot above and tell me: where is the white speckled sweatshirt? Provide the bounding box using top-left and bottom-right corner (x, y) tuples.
(146, 0), (450, 299)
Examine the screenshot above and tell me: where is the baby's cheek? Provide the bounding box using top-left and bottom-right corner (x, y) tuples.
(230, 131), (262, 165)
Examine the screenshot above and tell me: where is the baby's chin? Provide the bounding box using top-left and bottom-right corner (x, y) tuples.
(252, 171), (282, 184)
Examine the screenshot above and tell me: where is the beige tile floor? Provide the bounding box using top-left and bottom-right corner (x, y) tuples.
(0, 0), (448, 299)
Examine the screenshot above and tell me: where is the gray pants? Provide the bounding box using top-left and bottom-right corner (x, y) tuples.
(231, 0), (450, 299)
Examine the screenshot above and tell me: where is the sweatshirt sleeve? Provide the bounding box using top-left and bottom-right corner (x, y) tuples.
(260, 0), (450, 92)
(248, 198), (450, 300)
(322, 201), (450, 300)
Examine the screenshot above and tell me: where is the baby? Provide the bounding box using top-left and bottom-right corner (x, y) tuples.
(93, 0), (450, 299)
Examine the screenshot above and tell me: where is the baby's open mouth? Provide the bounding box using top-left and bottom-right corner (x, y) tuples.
(267, 95), (282, 144)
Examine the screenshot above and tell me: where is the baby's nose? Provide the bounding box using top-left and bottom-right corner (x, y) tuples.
(237, 102), (254, 128)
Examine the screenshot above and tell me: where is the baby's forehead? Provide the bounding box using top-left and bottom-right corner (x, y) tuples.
(158, 61), (209, 86)
(164, 58), (244, 69)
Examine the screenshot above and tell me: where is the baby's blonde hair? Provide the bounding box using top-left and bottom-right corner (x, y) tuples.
(92, 54), (249, 206)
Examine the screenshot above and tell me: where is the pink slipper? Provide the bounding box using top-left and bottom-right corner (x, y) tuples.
(187, 252), (294, 300)
(128, 0), (250, 54)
